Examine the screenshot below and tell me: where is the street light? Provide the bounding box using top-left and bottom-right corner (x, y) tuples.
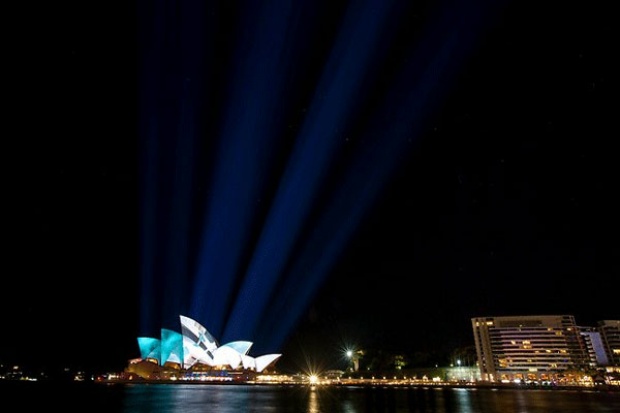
(344, 348), (362, 372)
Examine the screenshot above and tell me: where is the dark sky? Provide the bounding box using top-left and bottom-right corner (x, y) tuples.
(4, 0), (617, 374)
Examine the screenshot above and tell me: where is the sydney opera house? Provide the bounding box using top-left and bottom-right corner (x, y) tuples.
(124, 315), (282, 381)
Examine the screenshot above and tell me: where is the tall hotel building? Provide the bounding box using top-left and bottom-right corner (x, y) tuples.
(471, 315), (588, 382)
(598, 320), (620, 366)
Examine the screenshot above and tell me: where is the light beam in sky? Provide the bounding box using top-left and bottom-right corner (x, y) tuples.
(138, 0), (508, 349)
(189, 0), (309, 337)
(220, 0), (400, 344)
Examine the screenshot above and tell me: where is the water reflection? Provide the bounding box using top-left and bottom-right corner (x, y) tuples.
(307, 388), (319, 413)
(117, 384), (620, 413)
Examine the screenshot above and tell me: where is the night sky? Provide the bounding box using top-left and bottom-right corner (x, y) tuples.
(4, 0), (617, 374)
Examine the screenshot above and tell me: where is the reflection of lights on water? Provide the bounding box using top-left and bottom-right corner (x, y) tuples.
(308, 388), (319, 413)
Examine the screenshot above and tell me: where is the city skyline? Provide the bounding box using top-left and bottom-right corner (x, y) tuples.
(4, 0), (617, 374)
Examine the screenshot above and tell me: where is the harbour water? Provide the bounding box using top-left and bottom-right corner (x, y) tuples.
(3, 381), (620, 413)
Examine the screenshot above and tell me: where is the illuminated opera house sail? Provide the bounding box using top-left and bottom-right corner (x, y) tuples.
(130, 315), (281, 379)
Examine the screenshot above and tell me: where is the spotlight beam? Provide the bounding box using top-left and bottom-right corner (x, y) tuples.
(138, 0), (210, 334)
(253, 0), (510, 352)
(222, 0), (399, 342)
(189, 1), (306, 337)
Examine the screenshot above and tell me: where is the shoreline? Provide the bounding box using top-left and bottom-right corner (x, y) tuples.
(1, 378), (617, 392)
(94, 379), (619, 392)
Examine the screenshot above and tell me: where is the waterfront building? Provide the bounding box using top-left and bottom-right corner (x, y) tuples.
(580, 327), (609, 367)
(127, 315), (281, 380)
(599, 320), (620, 366)
(471, 315), (588, 382)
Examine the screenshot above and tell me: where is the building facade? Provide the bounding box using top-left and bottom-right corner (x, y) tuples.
(580, 327), (609, 367)
(128, 315), (282, 380)
(471, 315), (588, 382)
(599, 320), (620, 366)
